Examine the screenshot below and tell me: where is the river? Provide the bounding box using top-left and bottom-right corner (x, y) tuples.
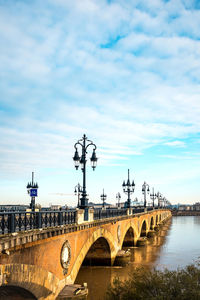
(75, 216), (200, 300)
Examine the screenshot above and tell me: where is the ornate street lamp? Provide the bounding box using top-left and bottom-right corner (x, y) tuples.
(26, 172), (39, 211)
(162, 197), (167, 208)
(142, 181), (150, 208)
(116, 192), (121, 208)
(73, 134), (97, 210)
(122, 169), (135, 208)
(157, 192), (162, 208)
(74, 183), (83, 208)
(150, 187), (157, 208)
(100, 189), (107, 208)
(162, 197), (166, 207)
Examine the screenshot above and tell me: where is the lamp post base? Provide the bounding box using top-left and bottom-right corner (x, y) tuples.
(79, 196), (88, 209)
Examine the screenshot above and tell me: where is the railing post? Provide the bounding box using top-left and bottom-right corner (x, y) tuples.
(24, 213), (27, 230)
(8, 213), (15, 233)
(1, 214), (5, 234)
(76, 209), (85, 224)
(36, 212), (42, 229)
(58, 211), (63, 225)
(18, 213), (22, 231)
(84, 208), (89, 221)
(88, 208), (94, 222)
(73, 211), (76, 223)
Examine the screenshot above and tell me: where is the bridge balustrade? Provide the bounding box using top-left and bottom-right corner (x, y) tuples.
(0, 207), (161, 234)
(147, 207), (154, 211)
(94, 208), (128, 220)
(133, 207), (145, 214)
(0, 210), (76, 234)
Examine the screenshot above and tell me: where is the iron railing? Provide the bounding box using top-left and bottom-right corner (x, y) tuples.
(132, 207), (145, 214)
(0, 206), (162, 234)
(94, 208), (128, 220)
(147, 207), (154, 212)
(0, 210), (76, 235)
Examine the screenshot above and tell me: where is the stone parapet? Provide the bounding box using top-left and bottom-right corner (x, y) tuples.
(0, 209), (171, 254)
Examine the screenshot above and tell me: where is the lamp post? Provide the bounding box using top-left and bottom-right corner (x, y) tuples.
(100, 189), (107, 208)
(116, 192), (121, 208)
(26, 172), (38, 211)
(73, 134), (97, 210)
(157, 192), (162, 208)
(142, 181), (150, 208)
(122, 169), (135, 208)
(150, 187), (157, 208)
(74, 183), (83, 208)
(162, 197), (166, 208)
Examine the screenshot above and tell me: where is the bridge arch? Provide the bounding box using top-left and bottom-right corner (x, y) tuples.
(156, 215), (158, 225)
(122, 227), (134, 247)
(140, 220), (147, 237)
(66, 227), (117, 286)
(81, 237), (111, 266)
(120, 222), (138, 248)
(150, 216), (154, 230)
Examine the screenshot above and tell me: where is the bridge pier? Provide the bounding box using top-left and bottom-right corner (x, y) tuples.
(114, 249), (131, 266)
(136, 237), (148, 246)
(147, 230), (156, 238)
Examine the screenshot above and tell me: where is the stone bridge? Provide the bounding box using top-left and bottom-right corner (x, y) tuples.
(0, 208), (171, 299)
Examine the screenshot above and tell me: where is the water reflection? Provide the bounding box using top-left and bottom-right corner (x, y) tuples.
(156, 216), (200, 270)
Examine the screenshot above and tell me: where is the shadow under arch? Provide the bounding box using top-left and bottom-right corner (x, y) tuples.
(67, 228), (117, 285)
(0, 285), (37, 300)
(156, 215), (158, 225)
(140, 220), (147, 237)
(120, 222), (138, 249)
(122, 227), (135, 247)
(81, 237), (111, 266)
(150, 216), (154, 230)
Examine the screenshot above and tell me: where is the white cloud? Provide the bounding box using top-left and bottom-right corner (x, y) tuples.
(164, 141), (186, 147)
(1, 0), (200, 204)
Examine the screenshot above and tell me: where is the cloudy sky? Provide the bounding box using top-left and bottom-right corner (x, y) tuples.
(0, 0), (200, 207)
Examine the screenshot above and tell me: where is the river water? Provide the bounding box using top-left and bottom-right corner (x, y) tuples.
(75, 216), (200, 300)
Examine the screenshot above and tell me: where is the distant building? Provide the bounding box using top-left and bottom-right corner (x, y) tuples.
(114, 202), (125, 208)
(178, 204), (196, 211)
(193, 202), (200, 211)
(88, 202), (115, 209)
(0, 205), (29, 212)
(50, 205), (62, 210)
(178, 205), (186, 211)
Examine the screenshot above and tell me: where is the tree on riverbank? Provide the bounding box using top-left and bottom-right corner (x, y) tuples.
(105, 264), (200, 300)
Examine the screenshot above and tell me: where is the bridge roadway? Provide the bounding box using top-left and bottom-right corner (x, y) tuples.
(0, 208), (171, 299)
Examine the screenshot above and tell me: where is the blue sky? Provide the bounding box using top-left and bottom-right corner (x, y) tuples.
(1, 0), (200, 207)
